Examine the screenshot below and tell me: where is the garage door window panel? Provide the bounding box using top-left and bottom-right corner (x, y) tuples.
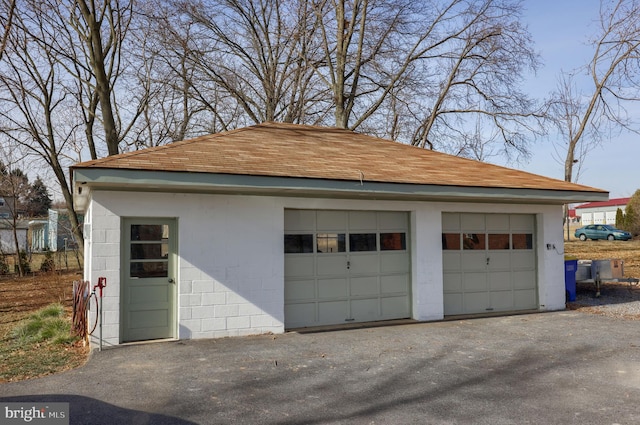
(349, 233), (377, 251)
(442, 233), (461, 250)
(463, 233), (485, 250)
(317, 233), (345, 253)
(284, 234), (314, 253)
(381, 233), (406, 250)
(512, 234), (533, 250)
(488, 234), (510, 250)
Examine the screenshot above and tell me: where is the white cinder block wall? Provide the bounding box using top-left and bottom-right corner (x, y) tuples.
(85, 190), (566, 348)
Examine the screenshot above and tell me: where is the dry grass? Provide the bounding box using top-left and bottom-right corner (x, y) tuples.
(564, 240), (640, 278)
(0, 270), (89, 383)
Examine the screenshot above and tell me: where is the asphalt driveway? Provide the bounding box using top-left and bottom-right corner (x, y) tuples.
(1, 311), (639, 424)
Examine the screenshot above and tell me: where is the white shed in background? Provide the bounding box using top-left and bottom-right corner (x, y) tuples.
(0, 220), (28, 254)
(576, 198), (630, 225)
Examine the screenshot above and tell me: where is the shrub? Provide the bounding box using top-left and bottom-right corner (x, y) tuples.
(0, 255), (8, 274)
(40, 251), (56, 272)
(18, 250), (31, 274)
(626, 190), (640, 236)
(616, 207), (625, 229)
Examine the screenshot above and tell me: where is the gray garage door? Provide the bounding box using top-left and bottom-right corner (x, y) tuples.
(442, 213), (537, 315)
(284, 210), (411, 329)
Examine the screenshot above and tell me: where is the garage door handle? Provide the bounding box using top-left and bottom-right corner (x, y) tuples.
(486, 257), (490, 265)
(347, 261), (350, 270)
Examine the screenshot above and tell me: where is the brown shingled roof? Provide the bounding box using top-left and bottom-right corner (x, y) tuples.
(72, 122), (605, 193)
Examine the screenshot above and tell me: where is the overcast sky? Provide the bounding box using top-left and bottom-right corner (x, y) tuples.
(512, 1), (638, 198)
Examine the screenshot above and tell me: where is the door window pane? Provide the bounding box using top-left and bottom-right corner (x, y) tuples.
(381, 233), (406, 250)
(284, 234), (314, 253)
(442, 233), (461, 250)
(349, 233), (377, 252)
(131, 224), (167, 241)
(317, 233), (346, 253)
(131, 243), (169, 260)
(488, 234), (510, 250)
(463, 233), (485, 250)
(512, 233), (533, 249)
(130, 261), (168, 278)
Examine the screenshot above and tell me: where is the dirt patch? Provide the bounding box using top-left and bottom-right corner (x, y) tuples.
(0, 270), (82, 323)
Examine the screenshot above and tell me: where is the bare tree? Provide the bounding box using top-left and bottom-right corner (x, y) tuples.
(0, 0), (85, 254)
(0, 0), (16, 61)
(0, 149), (30, 276)
(310, 0), (417, 129)
(407, 0), (542, 161)
(177, 0), (329, 126)
(72, 0), (134, 156)
(0, 0), (150, 257)
(550, 0), (640, 186)
(125, 1), (229, 148)
(168, 0), (541, 162)
(275, 0), (540, 160)
(548, 74), (598, 185)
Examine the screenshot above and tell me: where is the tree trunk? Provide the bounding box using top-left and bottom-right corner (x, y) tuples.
(10, 216), (23, 276)
(76, 0), (120, 156)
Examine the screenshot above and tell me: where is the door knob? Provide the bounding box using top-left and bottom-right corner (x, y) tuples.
(168, 278), (175, 283)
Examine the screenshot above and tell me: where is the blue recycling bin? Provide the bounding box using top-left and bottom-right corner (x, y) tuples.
(564, 259), (578, 302)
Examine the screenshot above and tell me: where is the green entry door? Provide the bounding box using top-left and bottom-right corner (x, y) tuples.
(121, 218), (177, 342)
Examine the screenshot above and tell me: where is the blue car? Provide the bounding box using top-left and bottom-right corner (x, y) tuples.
(574, 224), (632, 241)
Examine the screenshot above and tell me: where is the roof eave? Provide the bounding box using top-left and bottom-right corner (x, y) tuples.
(72, 168), (608, 212)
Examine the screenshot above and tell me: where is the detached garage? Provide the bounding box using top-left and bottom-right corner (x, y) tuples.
(71, 122), (607, 348)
